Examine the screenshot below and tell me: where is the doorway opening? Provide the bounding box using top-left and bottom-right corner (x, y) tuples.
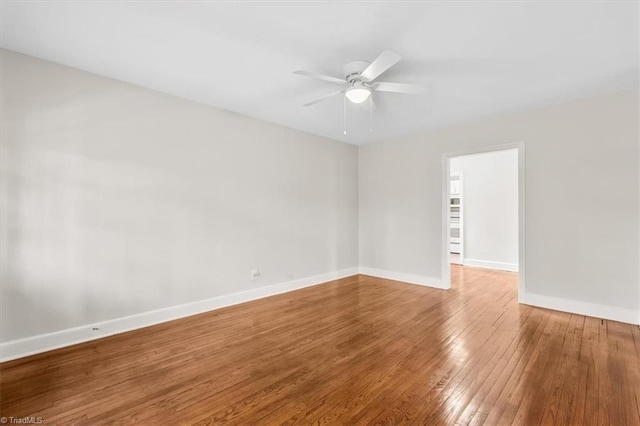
(441, 143), (525, 302)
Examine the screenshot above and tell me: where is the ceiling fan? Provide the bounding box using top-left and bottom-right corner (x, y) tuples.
(294, 51), (423, 107)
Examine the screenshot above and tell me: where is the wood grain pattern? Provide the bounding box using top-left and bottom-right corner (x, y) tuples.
(1, 266), (639, 425)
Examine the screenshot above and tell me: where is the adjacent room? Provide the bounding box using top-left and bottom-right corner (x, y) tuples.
(448, 148), (519, 272)
(1, 1), (639, 424)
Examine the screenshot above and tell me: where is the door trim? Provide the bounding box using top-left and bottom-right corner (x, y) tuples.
(441, 141), (526, 303)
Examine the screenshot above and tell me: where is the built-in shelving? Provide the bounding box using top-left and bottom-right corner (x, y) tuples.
(450, 173), (463, 263)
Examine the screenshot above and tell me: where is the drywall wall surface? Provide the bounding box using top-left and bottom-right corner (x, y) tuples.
(0, 50), (359, 342)
(450, 149), (519, 270)
(359, 88), (639, 311)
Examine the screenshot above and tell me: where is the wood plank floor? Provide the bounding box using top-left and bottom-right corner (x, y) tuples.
(1, 266), (639, 425)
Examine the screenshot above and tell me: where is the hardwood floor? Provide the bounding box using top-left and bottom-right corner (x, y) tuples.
(1, 267), (639, 425)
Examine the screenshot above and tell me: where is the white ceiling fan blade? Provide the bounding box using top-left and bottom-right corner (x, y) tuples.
(294, 70), (346, 85)
(361, 51), (401, 82)
(303, 90), (345, 107)
(373, 82), (424, 94)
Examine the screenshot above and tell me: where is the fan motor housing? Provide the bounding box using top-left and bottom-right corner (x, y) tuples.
(344, 60), (371, 83)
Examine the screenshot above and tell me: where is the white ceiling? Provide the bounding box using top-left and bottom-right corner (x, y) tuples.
(1, 1), (638, 145)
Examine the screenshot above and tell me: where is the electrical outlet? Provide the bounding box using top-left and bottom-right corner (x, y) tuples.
(251, 270), (260, 280)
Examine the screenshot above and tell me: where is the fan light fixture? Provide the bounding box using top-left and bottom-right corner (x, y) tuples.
(345, 85), (371, 104)
(295, 51), (422, 113)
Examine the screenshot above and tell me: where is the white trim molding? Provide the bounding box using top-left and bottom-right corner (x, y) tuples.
(463, 259), (519, 272)
(4, 266), (637, 362)
(523, 292), (639, 325)
(0, 267), (359, 362)
(359, 266), (446, 289)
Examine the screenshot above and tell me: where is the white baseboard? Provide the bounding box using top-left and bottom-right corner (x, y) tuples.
(0, 267), (359, 362)
(5, 267), (636, 361)
(463, 258), (519, 272)
(359, 266), (446, 289)
(523, 292), (639, 325)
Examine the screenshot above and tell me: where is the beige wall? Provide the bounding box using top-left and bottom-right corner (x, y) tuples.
(360, 88), (639, 312)
(2, 48), (638, 347)
(0, 50), (359, 342)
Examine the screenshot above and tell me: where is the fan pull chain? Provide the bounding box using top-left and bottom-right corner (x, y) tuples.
(343, 95), (347, 135)
(369, 96), (373, 132)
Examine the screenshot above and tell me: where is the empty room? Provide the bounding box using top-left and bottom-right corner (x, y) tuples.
(1, 1), (639, 425)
